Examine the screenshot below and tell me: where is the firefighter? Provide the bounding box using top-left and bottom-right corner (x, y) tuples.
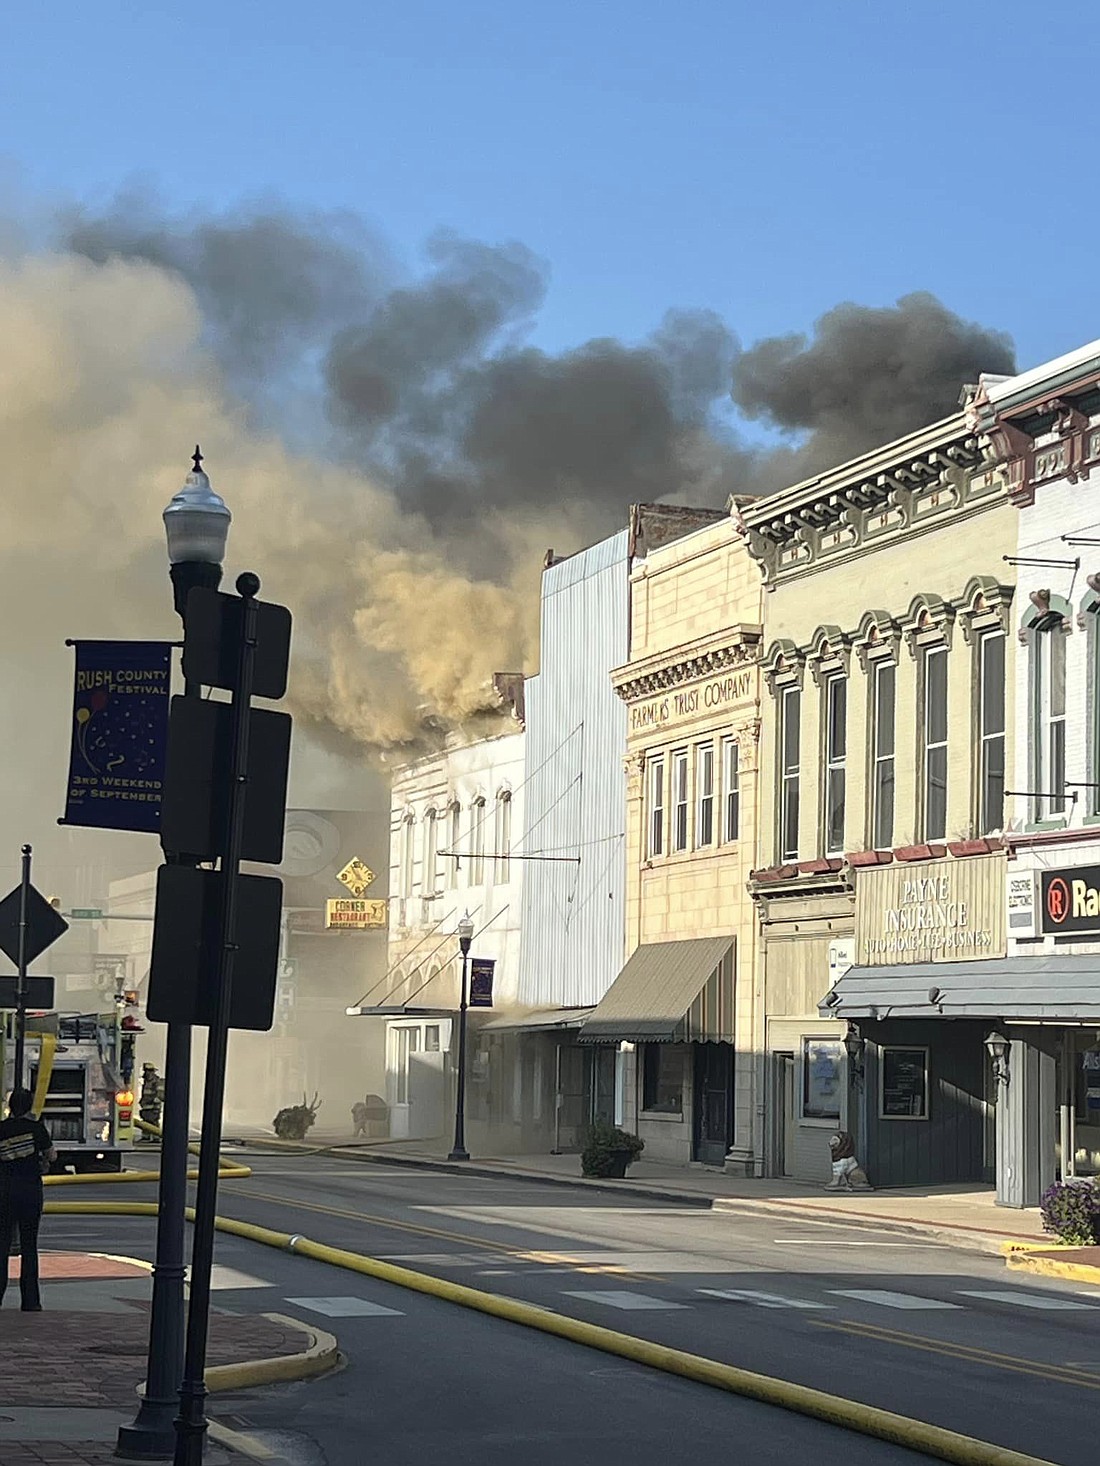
(138, 1063), (163, 1134)
(0, 1088), (57, 1311)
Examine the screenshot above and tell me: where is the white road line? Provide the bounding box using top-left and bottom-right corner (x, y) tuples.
(285, 1296), (404, 1318)
(830, 1289), (962, 1310)
(562, 1290), (689, 1311)
(772, 1240), (945, 1247)
(957, 1290), (1099, 1311)
(698, 1288), (832, 1310)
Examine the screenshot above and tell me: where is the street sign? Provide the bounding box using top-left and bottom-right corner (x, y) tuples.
(159, 695), (291, 864)
(336, 858), (375, 897)
(71, 908), (103, 920)
(182, 587), (292, 699)
(0, 883), (69, 967)
(0, 976), (55, 1010)
(325, 898), (387, 930)
(146, 865), (282, 1031)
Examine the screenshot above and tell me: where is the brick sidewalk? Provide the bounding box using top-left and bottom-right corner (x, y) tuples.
(1, 1258), (315, 1464)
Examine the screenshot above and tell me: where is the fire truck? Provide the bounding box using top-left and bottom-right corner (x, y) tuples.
(1, 1004), (140, 1172)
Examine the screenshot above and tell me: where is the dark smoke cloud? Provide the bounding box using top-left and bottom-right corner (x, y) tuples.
(731, 292), (1017, 491)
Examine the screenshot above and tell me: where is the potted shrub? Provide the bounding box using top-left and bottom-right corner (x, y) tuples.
(272, 1092), (321, 1142)
(581, 1120), (645, 1179)
(1039, 1178), (1100, 1246)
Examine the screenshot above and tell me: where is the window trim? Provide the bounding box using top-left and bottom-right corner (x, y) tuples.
(976, 628), (1006, 836)
(1030, 623), (1067, 823)
(647, 755), (665, 858)
(494, 790), (512, 884)
(695, 741), (715, 848)
(671, 748), (689, 853)
(821, 673), (847, 857)
(869, 657), (896, 851)
(920, 644), (949, 842)
(722, 736), (740, 844)
(447, 802), (461, 889)
(422, 809), (438, 920)
(469, 797), (486, 886)
(778, 685), (801, 863)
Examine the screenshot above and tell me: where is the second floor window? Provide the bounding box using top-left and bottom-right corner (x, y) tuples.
(1032, 625), (1067, 821)
(400, 814), (415, 901)
(647, 756), (665, 857)
(823, 675), (847, 856)
(779, 686), (801, 862)
(672, 750), (689, 852)
(447, 803), (461, 888)
(871, 661), (895, 850)
(495, 791), (512, 883)
(922, 646), (948, 840)
(695, 743), (714, 847)
(723, 737), (740, 842)
(423, 810), (438, 906)
(470, 798), (486, 885)
(978, 630), (1006, 834)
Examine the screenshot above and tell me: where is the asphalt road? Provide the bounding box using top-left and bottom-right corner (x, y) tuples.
(46, 1150), (1100, 1466)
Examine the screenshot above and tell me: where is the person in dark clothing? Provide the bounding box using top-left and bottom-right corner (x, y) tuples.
(0, 1088), (57, 1311)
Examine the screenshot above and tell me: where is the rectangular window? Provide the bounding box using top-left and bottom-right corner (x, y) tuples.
(642, 1044), (684, 1114)
(695, 743), (714, 847)
(978, 631), (1006, 834)
(871, 661), (896, 850)
(672, 749), (689, 852)
(779, 686), (801, 862)
(647, 756), (665, 857)
(448, 804), (460, 889)
(470, 800), (486, 886)
(722, 737), (740, 842)
(823, 675), (847, 856)
(495, 793), (512, 884)
(922, 647), (948, 840)
(801, 1038), (842, 1121)
(1032, 629), (1067, 821)
(879, 1046), (930, 1121)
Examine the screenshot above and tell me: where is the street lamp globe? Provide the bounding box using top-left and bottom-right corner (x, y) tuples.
(457, 913), (475, 955)
(163, 446), (232, 567)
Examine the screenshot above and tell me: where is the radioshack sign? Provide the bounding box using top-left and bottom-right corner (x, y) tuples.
(1040, 866), (1100, 937)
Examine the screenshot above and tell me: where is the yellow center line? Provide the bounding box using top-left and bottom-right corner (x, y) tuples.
(812, 1318), (1100, 1392)
(226, 1185), (665, 1282)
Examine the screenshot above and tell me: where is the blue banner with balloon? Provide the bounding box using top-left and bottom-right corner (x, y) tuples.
(61, 641), (173, 835)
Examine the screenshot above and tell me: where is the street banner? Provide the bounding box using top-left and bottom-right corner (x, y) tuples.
(61, 641), (173, 835)
(470, 957), (495, 1008)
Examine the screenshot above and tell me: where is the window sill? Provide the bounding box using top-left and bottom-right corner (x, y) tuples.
(640, 1108), (685, 1123)
(1024, 819), (1069, 833)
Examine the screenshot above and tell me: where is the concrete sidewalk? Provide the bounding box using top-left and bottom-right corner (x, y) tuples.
(1, 1251), (336, 1465)
(238, 1129), (1050, 1253)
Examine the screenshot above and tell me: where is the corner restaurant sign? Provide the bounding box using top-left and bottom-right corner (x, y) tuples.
(629, 668), (753, 733)
(855, 854), (1006, 966)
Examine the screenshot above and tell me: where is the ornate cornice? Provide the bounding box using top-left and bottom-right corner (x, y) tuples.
(612, 624), (762, 702)
(741, 416), (992, 586)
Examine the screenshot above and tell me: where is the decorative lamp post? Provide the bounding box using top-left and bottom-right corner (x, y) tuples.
(448, 913), (475, 1162)
(117, 448), (230, 1461)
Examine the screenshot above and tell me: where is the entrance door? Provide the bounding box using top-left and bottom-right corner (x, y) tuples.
(589, 1046), (616, 1129)
(555, 1043), (588, 1152)
(774, 1053), (796, 1177)
(693, 1043), (733, 1165)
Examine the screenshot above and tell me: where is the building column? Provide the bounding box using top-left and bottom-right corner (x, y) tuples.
(996, 1037), (1056, 1208)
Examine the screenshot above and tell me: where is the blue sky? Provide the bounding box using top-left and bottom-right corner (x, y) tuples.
(1, 1), (1093, 372)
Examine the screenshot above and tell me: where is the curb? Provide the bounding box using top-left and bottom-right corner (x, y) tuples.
(1004, 1249), (1100, 1287)
(709, 1197), (1036, 1256)
(205, 1312), (342, 1392)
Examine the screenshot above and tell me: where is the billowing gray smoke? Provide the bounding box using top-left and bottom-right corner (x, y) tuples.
(25, 196), (1017, 761)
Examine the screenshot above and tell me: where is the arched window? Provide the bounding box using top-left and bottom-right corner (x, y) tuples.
(447, 801), (461, 889)
(422, 810), (438, 920)
(1024, 592), (1071, 823)
(399, 811), (416, 922)
(495, 790), (512, 883)
(469, 797), (486, 886)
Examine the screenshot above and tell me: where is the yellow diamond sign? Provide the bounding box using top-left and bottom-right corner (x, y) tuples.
(337, 858), (376, 897)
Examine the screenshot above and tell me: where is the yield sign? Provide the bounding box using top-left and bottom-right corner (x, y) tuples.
(0, 883), (69, 967)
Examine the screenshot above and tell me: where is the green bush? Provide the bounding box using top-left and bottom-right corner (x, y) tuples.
(581, 1120), (645, 1178)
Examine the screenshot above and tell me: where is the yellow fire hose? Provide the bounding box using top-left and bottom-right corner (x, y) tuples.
(31, 1030), (57, 1118)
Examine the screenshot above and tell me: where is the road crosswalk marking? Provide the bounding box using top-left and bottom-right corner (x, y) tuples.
(285, 1296), (405, 1318)
(698, 1288), (832, 1309)
(956, 1290), (1098, 1311)
(208, 1266), (274, 1290)
(562, 1290), (689, 1311)
(829, 1290), (961, 1310)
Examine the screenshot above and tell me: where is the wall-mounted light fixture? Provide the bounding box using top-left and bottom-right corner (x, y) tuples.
(984, 1030), (1010, 1086)
(842, 1022), (865, 1086)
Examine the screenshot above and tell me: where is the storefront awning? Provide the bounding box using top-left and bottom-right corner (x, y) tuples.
(821, 955), (1100, 1023)
(579, 937), (735, 1044)
(481, 1006), (594, 1033)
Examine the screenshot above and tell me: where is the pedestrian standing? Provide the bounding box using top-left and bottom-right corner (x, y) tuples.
(0, 1088), (57, 1312)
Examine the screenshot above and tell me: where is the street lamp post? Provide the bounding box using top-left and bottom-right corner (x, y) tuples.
(448, 914), (475, 1162)
(117, 448), (230, 1461)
